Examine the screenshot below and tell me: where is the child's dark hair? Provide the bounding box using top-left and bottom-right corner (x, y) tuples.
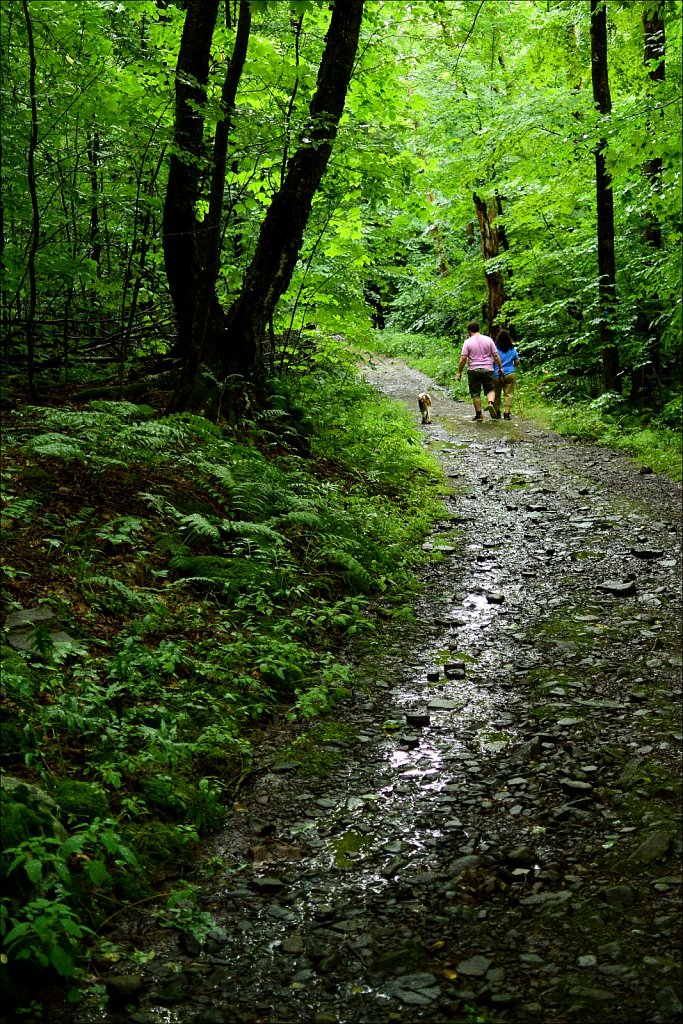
(496, 329), (513, 353)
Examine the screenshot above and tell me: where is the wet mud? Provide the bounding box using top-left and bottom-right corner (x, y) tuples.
(60, 357), (682, 1024)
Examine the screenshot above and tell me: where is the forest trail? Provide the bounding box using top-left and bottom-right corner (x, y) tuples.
(61, 357), (682, 1024)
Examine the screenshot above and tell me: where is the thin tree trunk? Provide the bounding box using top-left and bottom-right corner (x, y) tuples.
(1, 127), (6, 354)
(632, 0), (665, 403)
(219, 0), (364, 385)
(590, 0), (620, 394)
(21, 0), (39, 398)
(472, 191), (507, 336)
(88, 132), (102, 269)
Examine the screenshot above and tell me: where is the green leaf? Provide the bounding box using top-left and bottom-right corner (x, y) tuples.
(85, 860), (110, 887)
(24, 859), (43, 884)
(48, 944), (75, 978)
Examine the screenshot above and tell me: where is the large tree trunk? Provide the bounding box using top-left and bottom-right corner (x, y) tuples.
(218, 0), (364, 384)
(472, 191), (508, 336)
(590, 0), (620, 393)
(632, 0), (665, 403)
(164, 0), (252, 413)
(162, 0), (220, 408)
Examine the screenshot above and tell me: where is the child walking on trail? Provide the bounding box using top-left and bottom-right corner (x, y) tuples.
(456, 321), (504, 420)
(492, 330), (520, 420)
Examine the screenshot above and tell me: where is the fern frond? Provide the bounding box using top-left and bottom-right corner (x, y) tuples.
(199, 462), (237, 490)
(1, 498), (38, 521)
(119, 420), (181, 451)
(323, 548), (374, 591)
(24, 433), (86, 461)
(281, 510), (324, 530)
(85, 575), (155, 609)
(220, 520), (284, 545)
(166, 412), (224, 440)
(179, 513), (222, 542)
(88, 400), (145, 418)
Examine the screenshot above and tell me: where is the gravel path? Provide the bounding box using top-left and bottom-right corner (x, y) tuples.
(64, 357), (682, 1024)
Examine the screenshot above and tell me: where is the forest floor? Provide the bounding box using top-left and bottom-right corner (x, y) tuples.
(55, 355), (681, 1024)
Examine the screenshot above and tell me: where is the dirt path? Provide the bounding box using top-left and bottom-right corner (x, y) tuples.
(63, 357), (682, 1024)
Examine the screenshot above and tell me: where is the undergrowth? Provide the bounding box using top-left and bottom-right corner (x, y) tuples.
(0, 338), (446, 1012)
(362, 330), (682, 481)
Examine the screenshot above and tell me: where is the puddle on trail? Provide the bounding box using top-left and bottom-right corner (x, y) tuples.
(425, 438), (472, 453)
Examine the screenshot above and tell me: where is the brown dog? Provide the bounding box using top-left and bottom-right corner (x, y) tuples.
(418, 392), (432, 424)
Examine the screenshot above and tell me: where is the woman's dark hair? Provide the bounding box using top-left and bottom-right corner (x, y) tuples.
(496, 330), (513, 353)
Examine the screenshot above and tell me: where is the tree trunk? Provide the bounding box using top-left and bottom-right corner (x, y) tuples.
(165, 0), (252, 413)
(218, 0), (364, 384)
(590, 0), (620, 393)
(162, 0), (220, 406)
(472, 191), (507, 336)
(632, 0), (665, 403)
(21, 0), (39, 398)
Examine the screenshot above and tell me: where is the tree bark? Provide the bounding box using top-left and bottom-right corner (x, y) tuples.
(21, 0), (39, 398)
(165, 0), (252, 413)
(472, 191), (508, 336)
(162, 0), (220, 406)
(642, 0), (664, 249)
(590, 0), (620, 393)
(632, 0), (665, 402)
(218, 0), (364, 384)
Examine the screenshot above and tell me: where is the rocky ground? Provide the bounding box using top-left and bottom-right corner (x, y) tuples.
(54, 357), (682, 1024)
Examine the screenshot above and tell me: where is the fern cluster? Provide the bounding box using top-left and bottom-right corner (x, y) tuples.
(0, 342), (447, 1003)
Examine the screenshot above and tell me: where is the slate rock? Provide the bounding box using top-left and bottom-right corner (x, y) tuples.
(5, 606), (56, 628)
(656, 986), (683, 1017)
(251, 875), (287, 893)
(281, 934), (305, 954)
(506, 846), (536, 867)
(630, 547), (664, 559)
(405, 712), (431, 727)
(598, 579), (637, 596)
(630, 831), (671, 863)
(602, 885), (636, 908)
(399, 734), (421, 749)
(520, 890), (573, 906)
(193, 1011), (226, 1024)
(450, 854), (483, 876)
(104, 974), (144, 1001)
(457, 955), (492, 977)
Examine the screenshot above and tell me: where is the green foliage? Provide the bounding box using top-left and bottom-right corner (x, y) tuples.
(0, 338), (446, 1012)
(1, 888), (94, 980)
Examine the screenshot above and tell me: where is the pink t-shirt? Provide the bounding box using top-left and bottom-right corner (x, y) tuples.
(462, 333), (497, 371)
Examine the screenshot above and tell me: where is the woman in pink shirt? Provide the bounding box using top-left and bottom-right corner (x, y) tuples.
(456, 321), (504, 420)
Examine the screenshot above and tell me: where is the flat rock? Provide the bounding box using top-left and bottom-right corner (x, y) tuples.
(597, 579), (637, 596)
(630, 547), (663, 559)
(427, 698), (458, 710)
(457, 955), (493, 977)
(630, 831), (671, 863)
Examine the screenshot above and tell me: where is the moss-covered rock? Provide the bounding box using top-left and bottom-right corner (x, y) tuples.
(51, 779), (111, 823)
(126, 820), (199, 867)
(139, 775), (189, 820)
(1, 776), (68, 851)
